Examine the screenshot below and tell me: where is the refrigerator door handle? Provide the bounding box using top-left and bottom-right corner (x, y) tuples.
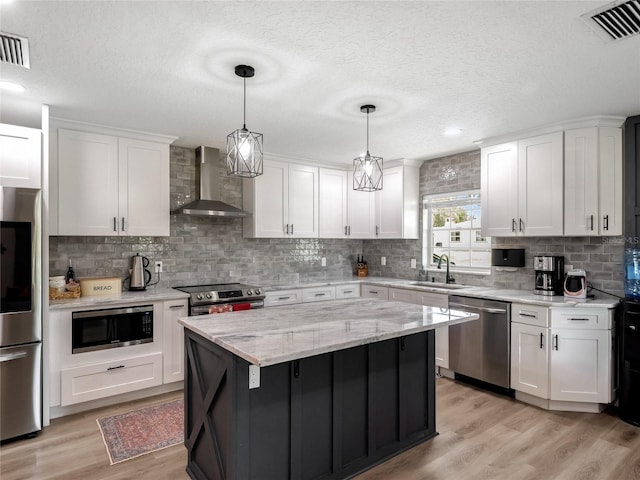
(0, 351), (27, 363)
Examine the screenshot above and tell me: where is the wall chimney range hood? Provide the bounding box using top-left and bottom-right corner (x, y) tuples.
(172, 146), (251, 217)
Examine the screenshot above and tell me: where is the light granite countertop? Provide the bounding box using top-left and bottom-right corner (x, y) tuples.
(48, 288), (189, 310)
(179, 298), (478, 367)
(264, 277), (619, 309)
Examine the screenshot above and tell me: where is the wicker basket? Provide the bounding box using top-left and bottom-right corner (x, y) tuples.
(49, 287), (81, 300)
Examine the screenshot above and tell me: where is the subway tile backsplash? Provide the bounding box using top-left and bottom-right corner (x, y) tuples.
(50, 146), (624, 299)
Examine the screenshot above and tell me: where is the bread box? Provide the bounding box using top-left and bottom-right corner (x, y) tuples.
(79, 277), (122, 296)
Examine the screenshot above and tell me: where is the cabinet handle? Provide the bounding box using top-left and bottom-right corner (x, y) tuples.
(121, 217), (125, 231)
(343, 290), (353, 294)
(603, 215), (609, 231)
(370, 290), (378, 294)
(376, 225), (379, 236)
(278, 296), (291, 301)
(512, 218), (516, 232)
(569, 318), (590, 322)
(314, 293), (326, 297)
(553, 334), (558, 351)
(286, 224), (289, 234)
(113, 217), (117, 232)
(519, 218), (524, 232)
(291, 224), (294, 235)
(293, 360), (300, 378)
(540, 332), (544, 349)
(107, 365), (125, 371)
(590, 215), (594, 231)
(400, 337), (406, 351)
(520, 313), (537, 318)
(344, 226), (348, 236)
(348, 225), (351, 236)
(169, 304), (186, 309)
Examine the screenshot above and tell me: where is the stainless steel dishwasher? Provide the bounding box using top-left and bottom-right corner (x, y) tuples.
(448, 295), (511, 389)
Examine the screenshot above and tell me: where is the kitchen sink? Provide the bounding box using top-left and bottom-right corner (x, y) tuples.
(408, 281), (467, 290)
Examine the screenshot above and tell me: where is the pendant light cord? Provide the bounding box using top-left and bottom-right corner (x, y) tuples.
(243, 76), (247, 130)
(366, 109), (370, 156)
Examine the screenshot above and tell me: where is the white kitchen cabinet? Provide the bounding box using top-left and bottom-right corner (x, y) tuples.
(360, 285), (389, 300)
(318, 168), (376, 239)
(335, 284), (360, 299)
(389, 287), (417, 303)
(564, 126), (623, 236)
(53, 127), (171, 236)
(263, 289), (303, 307)
(162, 300), (188, 384)
(481, 132), (563, 237)
(347, 171), (376, 238)
(302, 285), (336, 303)
(319, 168), (348, 238)
(549, 307), (614, 404)
(375, 163), (421, 239)
(243, 159), (318, 238)
(60, 353), (163, 406)
(0, 123), (42, 188)
(511, 322), (549, 399)
(416, 291), (449, 369)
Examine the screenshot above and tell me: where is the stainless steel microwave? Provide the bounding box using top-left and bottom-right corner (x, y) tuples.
(71, 305), (153, 353)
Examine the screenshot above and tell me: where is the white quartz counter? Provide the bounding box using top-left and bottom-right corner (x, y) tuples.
(264, 277), (619, 308)
(179, 298), (478, 367)
(49, 288), (189, 310)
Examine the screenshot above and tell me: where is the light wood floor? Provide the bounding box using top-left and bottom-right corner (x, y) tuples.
(1, 379), (639, 480)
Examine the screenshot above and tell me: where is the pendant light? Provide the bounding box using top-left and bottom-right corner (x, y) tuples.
(226, 64), (263, 177)
(353, 104), (383, 191)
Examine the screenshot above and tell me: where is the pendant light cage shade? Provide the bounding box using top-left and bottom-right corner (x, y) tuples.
(226, 64), (263, 177)
(353, 104), (383, 191)
(353, 154), (383, 191)
(226, 128), (263, 177)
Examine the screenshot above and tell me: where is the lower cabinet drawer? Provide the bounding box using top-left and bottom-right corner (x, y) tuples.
(389, 287), (417, 304)
(550, 307), (612, 330)
(360, 285), (389, 300)
(302, 286), (336, 303)
(335, 285), (360, 299)
(264, 289), (303, 307)
(60, 352), (163, 406)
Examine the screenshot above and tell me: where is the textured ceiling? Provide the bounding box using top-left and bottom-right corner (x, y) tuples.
(1, 1), (639, 165)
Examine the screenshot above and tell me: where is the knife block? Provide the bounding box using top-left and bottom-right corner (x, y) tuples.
(356, 265), (368, 277)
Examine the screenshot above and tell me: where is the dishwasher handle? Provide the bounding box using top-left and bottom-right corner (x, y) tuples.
(448, 301), (508, 315)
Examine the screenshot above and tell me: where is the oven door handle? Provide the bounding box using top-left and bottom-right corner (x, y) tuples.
(0, 351), (27, 363)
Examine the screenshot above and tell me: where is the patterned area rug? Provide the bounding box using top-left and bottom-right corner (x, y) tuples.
(96, 398), (184, 464)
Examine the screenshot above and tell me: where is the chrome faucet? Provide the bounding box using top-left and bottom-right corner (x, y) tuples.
(437, 254), (455, 284)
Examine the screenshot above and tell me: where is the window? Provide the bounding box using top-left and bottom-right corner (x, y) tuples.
(422, 190), (491, 273)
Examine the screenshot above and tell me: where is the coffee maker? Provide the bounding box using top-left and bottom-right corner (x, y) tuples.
(534, 255), (564, 296)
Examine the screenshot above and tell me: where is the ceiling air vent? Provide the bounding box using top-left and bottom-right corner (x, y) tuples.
(582, 0), (640, 41)
(0, 32), (30, 68)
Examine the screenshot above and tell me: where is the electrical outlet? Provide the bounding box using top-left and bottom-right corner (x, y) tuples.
(381, 256), (387, 266)
(321, 257), (326, 267)
(154, 261), (163, 273)
(411, 258), (417, 269)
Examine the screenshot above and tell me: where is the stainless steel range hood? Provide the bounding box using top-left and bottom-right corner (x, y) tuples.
(172, 146), (250, 217)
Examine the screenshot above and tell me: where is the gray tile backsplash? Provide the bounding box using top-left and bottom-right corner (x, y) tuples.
(50, 146), (624, 298)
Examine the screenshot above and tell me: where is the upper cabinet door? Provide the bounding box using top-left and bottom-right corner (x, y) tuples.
(251, 159), (288, 238)
(288, 163), (318, 238)
(518, 132), (564, 236)
(347, 171), (376, 239)
(319, 168), (347, 238)
(375, 166), (403, 238)
(57, 129), (120, 236)
(598, 127), (623, 236)
(0, 124), (42, 189)
(564, 128), (599, 236)
(481, 142), (518, 236)
(118, 138), (170, 236)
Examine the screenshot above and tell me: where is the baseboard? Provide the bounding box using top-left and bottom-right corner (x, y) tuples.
(515, 390), (606, 413)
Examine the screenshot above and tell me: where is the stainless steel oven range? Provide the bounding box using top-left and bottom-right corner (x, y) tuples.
(173, 283), (265, 316)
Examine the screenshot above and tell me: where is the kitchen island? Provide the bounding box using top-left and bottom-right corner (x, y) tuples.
(179, 298), (478, 480)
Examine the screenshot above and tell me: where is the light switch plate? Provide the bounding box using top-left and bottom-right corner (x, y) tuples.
(411, 258), (417, 269)
(381, 256), (386, 266)
(249, 365), (260, 389)
(321, 257), (326, 267)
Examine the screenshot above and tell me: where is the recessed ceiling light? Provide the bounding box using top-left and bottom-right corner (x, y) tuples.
(444, 128), (462, 136)
(0, 81), (25, 93)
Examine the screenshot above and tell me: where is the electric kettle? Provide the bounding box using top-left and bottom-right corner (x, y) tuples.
(129, 253), (152, 291)
(563, 269), (587, 299)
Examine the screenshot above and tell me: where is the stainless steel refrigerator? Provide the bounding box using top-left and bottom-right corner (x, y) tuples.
(0, 186), (42, 441)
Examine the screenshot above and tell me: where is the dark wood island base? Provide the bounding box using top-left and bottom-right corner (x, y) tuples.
(184, 328), (436, 480)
